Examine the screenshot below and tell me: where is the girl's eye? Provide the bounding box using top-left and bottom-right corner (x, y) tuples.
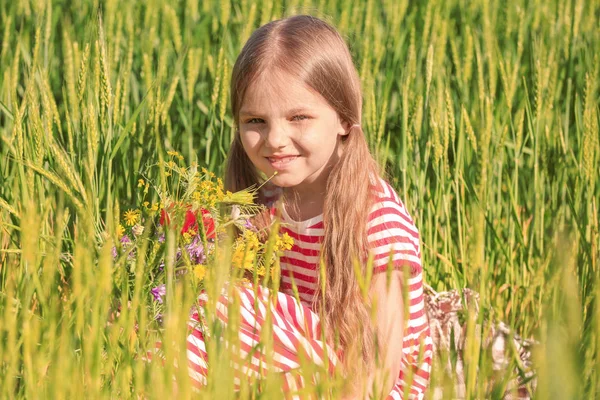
(246, 118), (264, 124)
(292, 115), (309, 121)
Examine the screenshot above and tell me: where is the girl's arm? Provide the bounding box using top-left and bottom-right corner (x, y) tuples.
(366, 271), (405, 398)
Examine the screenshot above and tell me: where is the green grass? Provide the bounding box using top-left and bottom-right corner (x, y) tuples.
(0, 0), (599, 398)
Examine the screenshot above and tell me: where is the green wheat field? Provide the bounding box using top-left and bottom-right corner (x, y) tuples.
(0, 0), (599, 398)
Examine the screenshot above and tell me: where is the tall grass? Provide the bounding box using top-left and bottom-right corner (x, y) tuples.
(0, 0), (599, 398)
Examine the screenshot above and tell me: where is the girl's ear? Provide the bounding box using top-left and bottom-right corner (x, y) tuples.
(340, 119), (351, 136)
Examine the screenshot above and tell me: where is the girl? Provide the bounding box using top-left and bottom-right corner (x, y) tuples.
(187, 15), (432, 399)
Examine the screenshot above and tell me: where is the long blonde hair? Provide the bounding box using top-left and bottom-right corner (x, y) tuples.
(225, 15), (381, 376)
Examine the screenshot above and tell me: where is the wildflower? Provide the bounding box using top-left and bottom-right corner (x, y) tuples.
(186, 236), (206, 264)
(200, 208), (215, 239)
(116, 224), (125, 238)
(151, 284), (166, 303)
(232, 245), (255, 270)
(138, 179), (145, 187)
(232, 233), (258, 271)
(160, 205), (213, 237)
(123, 209), (140, 226)
(118, 235), (136, 260)
(132, 224), (144, 237)
(181, 210), (197, 233)
(243, 230), (260, 248)
(182, 231), (194, 244)
(231, 204), (241, 220)
(194, 264), (207, 280)
(276, 232), (294, 251)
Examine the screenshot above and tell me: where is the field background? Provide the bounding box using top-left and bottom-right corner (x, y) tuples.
(0, 0), (599, 398)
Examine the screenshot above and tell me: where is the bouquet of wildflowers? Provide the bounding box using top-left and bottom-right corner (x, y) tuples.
(111, 151), (293, 324)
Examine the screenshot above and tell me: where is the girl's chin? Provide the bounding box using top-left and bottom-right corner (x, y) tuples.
(269, 175), (300, 188)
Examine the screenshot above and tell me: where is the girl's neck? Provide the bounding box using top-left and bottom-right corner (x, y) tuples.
(281, 187), (325, 222)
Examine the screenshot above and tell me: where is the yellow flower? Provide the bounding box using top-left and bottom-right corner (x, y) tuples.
(242, 230), (260, 249)
(275, 232), (294, 251)
(194, 264), (207, 280)
(182, 231), (193, 244)
(116, 224), (125, 237)
(138, 179), (145, 187)
(232, 245), (256, 270)
(123, 209), (140, 226)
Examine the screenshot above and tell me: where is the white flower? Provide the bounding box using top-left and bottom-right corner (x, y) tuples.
(132, 224), (144, 237)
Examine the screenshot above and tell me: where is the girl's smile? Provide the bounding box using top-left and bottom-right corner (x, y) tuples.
(238, 70), (349, 202)
(266, 155), (300, 170)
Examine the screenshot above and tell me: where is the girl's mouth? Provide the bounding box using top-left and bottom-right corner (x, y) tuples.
(266, 155), (299, 169)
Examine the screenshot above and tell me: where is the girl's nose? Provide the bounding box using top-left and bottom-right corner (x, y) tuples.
(263, 123), (289, 149)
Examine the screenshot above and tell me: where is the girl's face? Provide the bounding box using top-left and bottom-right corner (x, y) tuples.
(238, 71), (349, 200)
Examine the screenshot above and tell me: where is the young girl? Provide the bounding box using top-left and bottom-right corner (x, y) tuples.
(187, 15), (432, 399)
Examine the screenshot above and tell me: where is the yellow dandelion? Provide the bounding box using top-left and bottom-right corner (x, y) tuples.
(194, 264), (207, 280)
(116, 224), (125, 237)
(123, 209), (140, 226)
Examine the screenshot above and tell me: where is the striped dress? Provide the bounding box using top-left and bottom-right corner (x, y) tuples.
(179, 178), (432, 398)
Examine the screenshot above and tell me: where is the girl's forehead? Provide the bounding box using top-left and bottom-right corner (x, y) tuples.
(241, 71), (325, 112)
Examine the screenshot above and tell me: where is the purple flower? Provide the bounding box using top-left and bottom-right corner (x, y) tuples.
(244, 219), (254, 230)
(112, 235), (135, 260)
(185, 236), (206, 264)
(151, 284), (166, 303)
